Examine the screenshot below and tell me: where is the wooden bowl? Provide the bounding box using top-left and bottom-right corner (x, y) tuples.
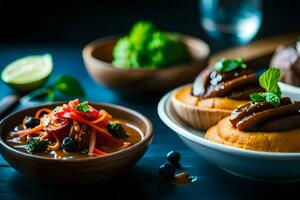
(82, 34), (210, 95)
(0, 102), (153, 184)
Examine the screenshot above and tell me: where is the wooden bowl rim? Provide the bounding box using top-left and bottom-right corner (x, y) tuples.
(0, 102), (153, 163)
(82, 33), (210, 72)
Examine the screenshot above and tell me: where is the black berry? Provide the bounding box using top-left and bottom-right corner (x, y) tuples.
(158, 163), (175, 180)
(167, 151), (181, 167)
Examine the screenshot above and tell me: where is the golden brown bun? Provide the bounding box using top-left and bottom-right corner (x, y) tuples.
(171, 85), (248, 130)
(205, 117), (300, 152)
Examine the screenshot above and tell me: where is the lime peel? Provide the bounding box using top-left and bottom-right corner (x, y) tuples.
(1, 54), (53, 91)
(2, 54), (52, 84)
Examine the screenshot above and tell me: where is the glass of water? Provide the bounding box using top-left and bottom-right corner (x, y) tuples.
(199, 0), (262, 45)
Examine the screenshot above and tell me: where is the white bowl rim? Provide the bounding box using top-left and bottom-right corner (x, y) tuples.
(158, 86), (300, 160)
(279, 82), (300, 94)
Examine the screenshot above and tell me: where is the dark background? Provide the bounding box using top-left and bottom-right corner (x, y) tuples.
(0, 0), (299, 51)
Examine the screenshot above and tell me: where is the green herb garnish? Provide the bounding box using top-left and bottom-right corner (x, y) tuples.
(22, 75), (85, 102)
(213, 58), (247, 72)
(76, 101), (90, 112)
(54, 75), (85, 98)
(112, 20), (190, 68)
(250, 68), (282, 107)
(27, 137), (49, 154)
(82, 149), (89, 156)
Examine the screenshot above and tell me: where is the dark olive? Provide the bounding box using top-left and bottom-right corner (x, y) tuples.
(24, 116), (40, 129)
(158, 163), (175, 180)
(62, 137), (79, 152)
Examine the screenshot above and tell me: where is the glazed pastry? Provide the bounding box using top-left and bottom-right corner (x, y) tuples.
(205, 68), (300, 152)
(171, 58), (263, 130)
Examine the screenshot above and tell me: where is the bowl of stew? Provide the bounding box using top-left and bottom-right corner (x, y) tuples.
(0, 100), (153, 184)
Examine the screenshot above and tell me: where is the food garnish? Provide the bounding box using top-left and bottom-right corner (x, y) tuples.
(6, 99), (140, 159)
(1, 54), (85, 102)
(27, 137), (49, 154)
(112, 20), (190, 68)
(76, 101), (90, 112)
(23, 75), (85, 103)
(250, 67), (282, 106)
(54, 75), (85, 98)
(213, 57), (247, 72)
(1, 54), (53, 91)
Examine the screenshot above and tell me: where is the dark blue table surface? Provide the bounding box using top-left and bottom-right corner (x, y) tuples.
(0, 45), (299, 200)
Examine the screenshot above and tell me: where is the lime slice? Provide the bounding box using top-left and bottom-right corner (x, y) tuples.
(1, 54), (53, 91)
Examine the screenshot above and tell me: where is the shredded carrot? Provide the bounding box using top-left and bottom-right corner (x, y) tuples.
(91, 112), (106, 124)
(35, 108), (53, 119)
(37, 131), (49, 138)
(88, 129), (96, 156)
(13, 124), (44, 138)
(102, 110), (112, 120)
(93, 148), (107, 156)
(48, 134), (60, 151)
(69, 112), (123, 146)
(21, 117), (27, 129)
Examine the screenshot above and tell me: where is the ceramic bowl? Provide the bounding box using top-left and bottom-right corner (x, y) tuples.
(82, 34), (209, 95)
(0, 102), (153, 184)
(158, 86), (300, 182)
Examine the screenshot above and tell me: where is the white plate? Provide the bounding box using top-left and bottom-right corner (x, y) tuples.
(158, 87), (300, 182)
(279, 82), (300, 101)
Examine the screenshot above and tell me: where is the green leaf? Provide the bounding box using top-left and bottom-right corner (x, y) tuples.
(250, 92), (281, 107)
(264, 92), (281, 107)
(22, 87), (54, 102)
(250, 93), (265, 102)
(259, 68), (281, 96)
(250, 68), (282, 107)
(213, 58), (247, 72)
(54, 75), (85, 98)
(76, 101), (90, 112)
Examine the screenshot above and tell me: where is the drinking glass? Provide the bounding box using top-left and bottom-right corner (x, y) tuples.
(199, 0), (262, 45)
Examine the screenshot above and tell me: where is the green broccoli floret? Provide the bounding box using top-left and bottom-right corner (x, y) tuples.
(107, 121), (129, 139)
(148, 32), (190, 67)
(129, 20), (155, 52)
(26, 137), (49, 154)
(112, 37), (134, 67)
(112, 20), (190, 68)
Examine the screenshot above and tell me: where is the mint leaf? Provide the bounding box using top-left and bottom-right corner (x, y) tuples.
(250, 68), (282, 107)
(54, 75), (85, 98)
(264, 92), (281, 107)
(76, 101), (90, 112)
(250, 93), (265, 102)
(213, 58), (247, 72)
(250, 92), (281, 107)
(259, 68), (281, 96)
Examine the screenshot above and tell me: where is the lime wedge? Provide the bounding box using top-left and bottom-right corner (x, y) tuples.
(1, 54), (53, 91)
